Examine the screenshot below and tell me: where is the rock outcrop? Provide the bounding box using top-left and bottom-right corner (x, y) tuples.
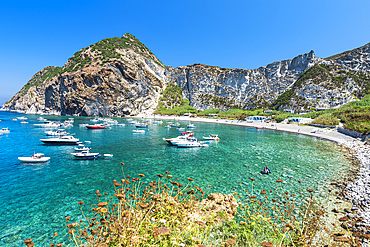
(2, 34), (370, 115)
(2, 34), (167, 116)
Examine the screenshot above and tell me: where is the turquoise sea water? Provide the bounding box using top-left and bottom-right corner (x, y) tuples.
(0, 111), (352, 246)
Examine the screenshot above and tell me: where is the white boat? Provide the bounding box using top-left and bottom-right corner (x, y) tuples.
(177, 127), (185, 131)
(118, 123), (126, 126)
(40, 135), (80, 145)
(203, 134), (220, 141)
(153, 120), (163, 124)
(34, 121), (62, 128)
(74, 146), (91, 151)
(18, 153), (50, 163)
(21, 121), (28, 124)
(71, 150), (100, 159)
(187, 124), (197, 128)
(38, 117), (47, 121)
(0, 127), (10, 134)
(163, 131), (194, 145)
(90, 117), (99, 122)
(170, 122), (180, 127)
(164, 125), (171, 129)
(12, 118), (17, 121)
(17, 117), (27, 120)
(103, 154), (114, 158)
(130, 120), (138, 124)
(176, 139), (208, 148)
(79, 123), (88, 127)
(45, 129), (68, 136)
(132, 129), (145, 133)
(135, 122), (148, 128)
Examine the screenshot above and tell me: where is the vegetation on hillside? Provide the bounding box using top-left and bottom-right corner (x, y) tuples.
(18, 66), (62, 96)
(62, 33), (164, 73)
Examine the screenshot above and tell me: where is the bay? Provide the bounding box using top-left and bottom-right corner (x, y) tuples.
(0, 111), (352, 246)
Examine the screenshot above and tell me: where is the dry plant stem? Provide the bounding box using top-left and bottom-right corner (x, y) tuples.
(134, 202), (156, 237)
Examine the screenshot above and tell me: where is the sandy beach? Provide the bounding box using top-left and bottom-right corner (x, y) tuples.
(140, 114), (356, 144)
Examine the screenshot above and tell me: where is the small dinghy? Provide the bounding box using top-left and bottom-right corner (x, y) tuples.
(18, 153), (50, 163)
(103, 154), (114, 159)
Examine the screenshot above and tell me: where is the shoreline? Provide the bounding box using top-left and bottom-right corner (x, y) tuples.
(139, 114), (370, 243)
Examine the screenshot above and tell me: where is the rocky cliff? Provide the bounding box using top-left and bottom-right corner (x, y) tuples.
(166, 50), (322, 110)
(2, 34), (167, 116)
(2, 34), (370, 115)
(273, 43), (370, 111)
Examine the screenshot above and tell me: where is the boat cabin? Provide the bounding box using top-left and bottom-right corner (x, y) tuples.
(246, 116), (267, 122)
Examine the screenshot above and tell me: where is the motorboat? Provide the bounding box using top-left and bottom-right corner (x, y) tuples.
(0, 127), (10, 134)
(118, 123), (126, 126)
(38, 117), (47, 121)
(135, 122), (148, 128)
(203, 134), (220, 141)
(176, 139), (208, 148)
(79, 123), (88, 127)
(170, 122), (180, 127)
(177, 127), (185, 131)
(86, 124), (106, 129)
(34, 121), (62, 128)
(17, 117), (27, 120)
(12, 118), (17, 121)
(40, 135), (80, 145)
(163, 131), (194, 145)
(45, 129), (68, 136)
(130, 120), (138, 124)
(164, 125), (171, 129)
(132, 129), (145, 133)
(103, 154), (114, 158)
(18, 153), (50, 163)
(74, 146), (91, 151)
(71, 150), (100, 159)
(21, 120), (28, 124)
(153, 120), (163, 124)
(90, 117), (100, 122)
(187, 124), (197, 128)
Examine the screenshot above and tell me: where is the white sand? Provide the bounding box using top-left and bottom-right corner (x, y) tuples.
(137, 114), (356, 144)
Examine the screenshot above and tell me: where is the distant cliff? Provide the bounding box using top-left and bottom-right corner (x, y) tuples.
(2, 34), (370, 115)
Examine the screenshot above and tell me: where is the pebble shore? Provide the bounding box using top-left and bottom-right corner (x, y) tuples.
(341, 139), (370, 245)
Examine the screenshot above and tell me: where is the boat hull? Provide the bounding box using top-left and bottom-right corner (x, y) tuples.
(18, 157), (50, 163)
(86, 126), (106, 129)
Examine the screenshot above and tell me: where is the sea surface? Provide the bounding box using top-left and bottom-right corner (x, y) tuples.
(0, 111), (353, 246)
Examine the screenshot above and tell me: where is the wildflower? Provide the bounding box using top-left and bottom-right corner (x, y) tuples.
(157, 174), (163, 178)
(95, 190), (100, 194)
(138, 173), (145, 177)
(151, 217), (156, 221)
(187, 178), (193, 181)
(307, 189), (314, 192)
(250, 178), (255, 181)
(179, 243), (185, 247)
(159, 219), (167, 224)
(276, 179), (283, 182)
(97, 202), (108, 207)
(78, 201), (84, 205)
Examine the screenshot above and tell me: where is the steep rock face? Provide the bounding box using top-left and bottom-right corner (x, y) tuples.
(166, 51), (322, 110)
(2, 34), (167, 116)
(273, 44), (370, 112)
(327, 43), (370, 72)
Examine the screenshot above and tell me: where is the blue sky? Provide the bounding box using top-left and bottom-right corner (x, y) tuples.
(1, 0), (370, 105)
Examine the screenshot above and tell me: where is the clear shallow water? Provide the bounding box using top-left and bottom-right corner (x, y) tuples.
(0, 111), (352, 246)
